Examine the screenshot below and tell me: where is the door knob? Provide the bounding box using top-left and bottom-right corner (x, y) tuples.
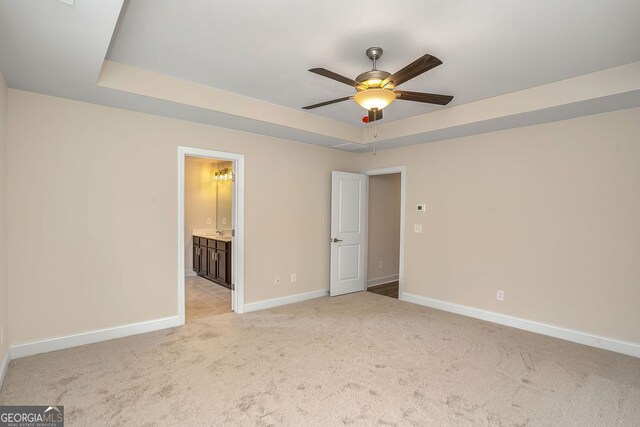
(332, 238), (343, 243)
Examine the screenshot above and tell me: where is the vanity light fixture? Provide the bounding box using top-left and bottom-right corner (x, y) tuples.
(213, 167), (233, 182)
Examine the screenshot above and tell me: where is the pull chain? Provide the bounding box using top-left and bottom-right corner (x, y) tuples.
(372, 122), (378, 156)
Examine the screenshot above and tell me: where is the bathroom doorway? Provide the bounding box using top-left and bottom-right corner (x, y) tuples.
(178, 147), (245, 325)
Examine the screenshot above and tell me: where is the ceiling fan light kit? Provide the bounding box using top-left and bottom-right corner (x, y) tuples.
(354, 88), (396, 110)
(303, 46), (454, 122)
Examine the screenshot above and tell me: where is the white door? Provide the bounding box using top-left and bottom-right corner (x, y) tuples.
(330, 171), (367, 296)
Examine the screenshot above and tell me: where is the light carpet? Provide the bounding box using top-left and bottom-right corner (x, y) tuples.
(1, 292), (639, 426)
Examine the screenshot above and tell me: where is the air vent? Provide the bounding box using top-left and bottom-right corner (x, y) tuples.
(333, 143), (368, 152)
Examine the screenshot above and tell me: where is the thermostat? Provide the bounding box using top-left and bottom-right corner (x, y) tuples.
(416, 204), (426, 212)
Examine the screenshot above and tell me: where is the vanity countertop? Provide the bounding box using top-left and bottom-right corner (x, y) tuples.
(196, 235), (232, 242)
(193, 229), (232, 242)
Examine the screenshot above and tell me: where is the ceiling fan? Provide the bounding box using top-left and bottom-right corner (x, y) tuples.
(302, 47), (453, 122)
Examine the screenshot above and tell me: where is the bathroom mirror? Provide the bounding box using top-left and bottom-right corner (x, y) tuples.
(215, 161), (233, 231)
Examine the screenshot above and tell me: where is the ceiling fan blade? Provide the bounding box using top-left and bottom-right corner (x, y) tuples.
(382, 54), (442, 88)
(302, 96), (352, 110)
(394, 90), (453, 105)
(309, 68), (360, 87)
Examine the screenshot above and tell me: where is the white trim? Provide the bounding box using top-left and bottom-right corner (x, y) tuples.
(244, 289), (329, 313)
(367, 274), (399, 288)
(0, 349), (10, 391)
(9, 316), (181, 359)
(178, 150), (186, 325)
(233, 156), (245, 313)
(363, 174), (369, 292)
(401, 292), (640, 358)
(362, 166), (406, 298)
(185, 271), (197, 277)
(178, 147), (245, 317)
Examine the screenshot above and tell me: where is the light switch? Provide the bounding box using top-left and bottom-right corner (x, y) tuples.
(414, 224), (423, 233)
(416, 204), (426, 212)
(206, 218), (212, 225)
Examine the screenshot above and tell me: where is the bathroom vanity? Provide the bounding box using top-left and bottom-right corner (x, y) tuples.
(193, 235), (232, 289)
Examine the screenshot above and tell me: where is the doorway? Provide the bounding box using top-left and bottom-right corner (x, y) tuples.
(184, 157), (233, 321)
(366, 172), (401, 299)
(329, 167), (405, 299)
(178, 147), (245, 325)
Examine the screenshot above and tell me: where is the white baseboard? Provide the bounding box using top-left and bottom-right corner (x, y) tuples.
(244, 289), (329, 313)
(401, 292), (640, 359)
(0, 349), (10, 391)
(185, 271), (197, 277)
(367, 274), (399, 288)
(10, 315), (182, 359)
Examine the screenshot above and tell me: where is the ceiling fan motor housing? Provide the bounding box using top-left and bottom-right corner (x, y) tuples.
(355, 70), (392, 90)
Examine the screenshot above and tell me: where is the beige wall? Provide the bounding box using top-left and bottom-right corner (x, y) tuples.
(367, 173), (400, 284)
(359, 108), (640, 344)
(4, 87), (640, 349)
(0, 72), (8, 364)
(7, 89), (356, 344)
(184, 156), (217, 274)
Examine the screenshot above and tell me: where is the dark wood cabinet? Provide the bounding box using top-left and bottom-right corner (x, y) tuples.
(192, 236), (232, 289)
(192, 238), (207, 276)
(206, 247), (217, 281)
(216, 249), (227, 284)
(193, 244), (201, 272)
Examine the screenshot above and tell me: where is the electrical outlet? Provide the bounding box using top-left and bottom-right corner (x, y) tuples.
(496, 290), (505, 301)
(275, 276), (281, 285)
(290, 273), (296, 283)
(206, 218), (212, 225)
(222, 218), (227, 225)
(378, 261), (383, 269)
(414, 224), (423, 233)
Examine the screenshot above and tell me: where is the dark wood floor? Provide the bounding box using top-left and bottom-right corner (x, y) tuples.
(367, 281), (399, 299)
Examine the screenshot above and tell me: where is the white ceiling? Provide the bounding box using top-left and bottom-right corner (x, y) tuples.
(107, 0), (640, 125)
(0, 0), (639, 151)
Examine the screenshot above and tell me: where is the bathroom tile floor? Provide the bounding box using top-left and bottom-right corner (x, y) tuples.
(185, 275), (232, 322)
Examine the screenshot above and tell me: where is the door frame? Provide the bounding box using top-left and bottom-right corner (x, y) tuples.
(177, 146), (246, 324)
(362, 166), (406, 298)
